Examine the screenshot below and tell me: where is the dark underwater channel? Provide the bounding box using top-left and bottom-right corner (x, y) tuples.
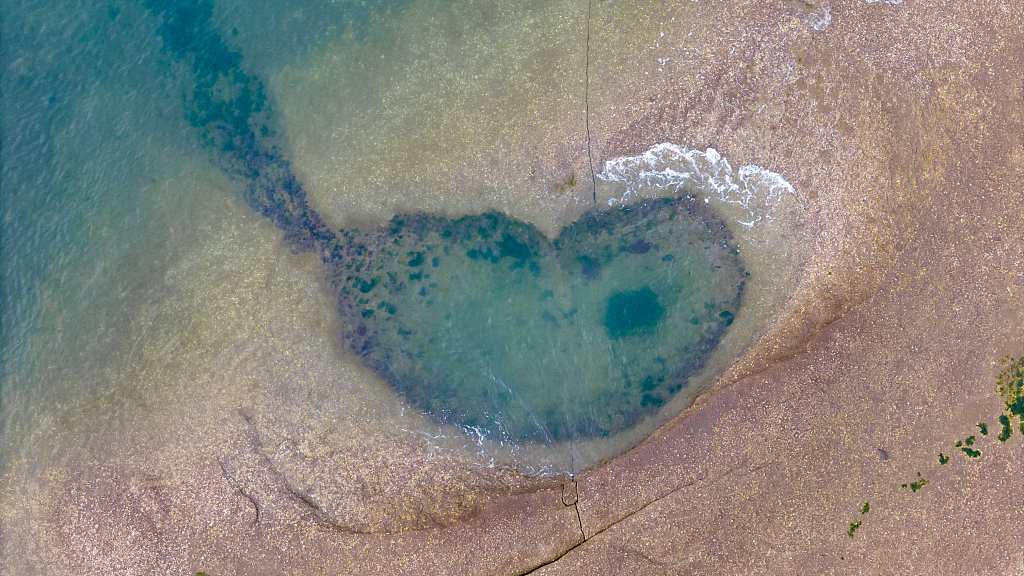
(147, 0), (746, 444)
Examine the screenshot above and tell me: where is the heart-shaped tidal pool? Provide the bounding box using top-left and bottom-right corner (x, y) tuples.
(147, 0), (749, 452)
(331, 197), (745, 443)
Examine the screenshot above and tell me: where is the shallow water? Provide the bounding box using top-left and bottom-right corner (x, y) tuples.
(1, 0), (805, 486)
(343, 198), (745, 443)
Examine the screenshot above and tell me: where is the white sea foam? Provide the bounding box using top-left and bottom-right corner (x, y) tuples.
(807, 3), (832, 31)
(598, 143), (797, 229)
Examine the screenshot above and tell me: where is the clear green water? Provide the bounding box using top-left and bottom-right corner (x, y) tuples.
(341, 200), (744, 442)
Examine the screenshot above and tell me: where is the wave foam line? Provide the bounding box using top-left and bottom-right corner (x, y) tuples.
(597, 143), (796, 229)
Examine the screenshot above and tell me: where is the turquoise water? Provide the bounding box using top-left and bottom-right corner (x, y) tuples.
(1, 0), (798, 484)
(344, 201), (743, 442)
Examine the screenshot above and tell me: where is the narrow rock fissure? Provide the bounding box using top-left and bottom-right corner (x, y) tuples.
(523, 5), (597, 570)
(521, 469), (742, 574)
(581, 473), (708, 542)
(219, 459), (261, 525)
(572, 488), (585, 540)
(585, 0), (597, 204)
(569, 445), (585, 539)
(223, 413), (357, 532)
(519, 534), (586, 576)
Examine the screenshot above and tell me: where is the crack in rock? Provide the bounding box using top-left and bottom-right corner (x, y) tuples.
(216, 414), (356, 531)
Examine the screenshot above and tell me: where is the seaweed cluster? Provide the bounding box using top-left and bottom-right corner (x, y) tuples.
(845, 356), (1023, 543)
(846, 502), (870, 538)
(937, 355), (1024, 464)
(146, 0), (343, 263)
(995, 355), (1024, 435)
(901, 472), (929, 493)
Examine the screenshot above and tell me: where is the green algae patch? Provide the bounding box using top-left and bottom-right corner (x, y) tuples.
(953, 433), (982, 458)
(605, 287), (664, 338)
(861, 502), (870, 514)
(339, 197), (745, 442)
(902, 472), (929, 493)
(852, 357), (1022, 544)
(996, 356), (1024, 412)
(996, 355), (1024, 438)
(997, 414), (1012, 443)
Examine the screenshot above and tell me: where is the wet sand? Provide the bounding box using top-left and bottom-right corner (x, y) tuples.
(2, 0), (1022, 574)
